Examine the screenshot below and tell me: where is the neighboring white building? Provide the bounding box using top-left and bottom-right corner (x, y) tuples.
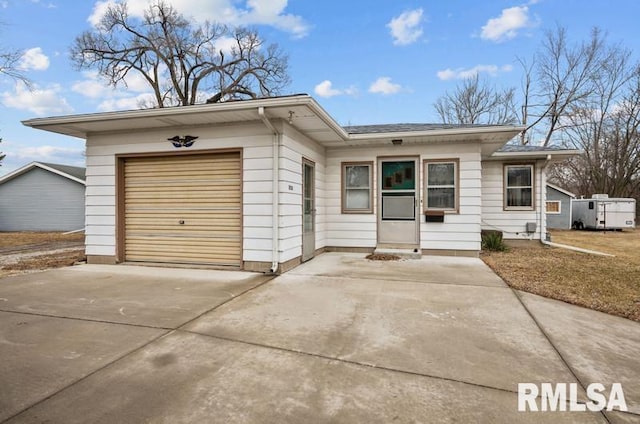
(0, 162), (86, 232)
(23, 95), (579, 272)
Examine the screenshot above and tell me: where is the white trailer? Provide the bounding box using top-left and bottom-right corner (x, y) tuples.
(572, 195), (636, 230)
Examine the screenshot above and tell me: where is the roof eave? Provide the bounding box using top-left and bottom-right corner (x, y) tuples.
(347, 125), (525, 141)
(22, 95), (350, 142)
(489, 149), (583, 160)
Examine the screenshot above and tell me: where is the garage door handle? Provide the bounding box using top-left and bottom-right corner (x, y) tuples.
(179, 220), (185, 225)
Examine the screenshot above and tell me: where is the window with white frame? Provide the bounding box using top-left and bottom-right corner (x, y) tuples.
(504, 164), (534, 210)
(424, 160), (458, 212)
(546, 200), (561, 214)
(342, 162), (373, 213)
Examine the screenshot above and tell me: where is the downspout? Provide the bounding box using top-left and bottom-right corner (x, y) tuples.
(258, 106), (280, 273)
(537, 154), (613, 257)
(538, 154), (551, 243)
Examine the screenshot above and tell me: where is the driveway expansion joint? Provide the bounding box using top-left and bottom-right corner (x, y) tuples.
(181, 329), (521, 397)
(287, 272), (509, 289)
(0, 308), (174, 331)
(175, 275), (277, 331)
(509, 289), (613, 424)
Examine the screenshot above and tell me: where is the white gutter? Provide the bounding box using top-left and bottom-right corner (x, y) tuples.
(539, 155), (551, 243)
(258, 106), (280, 274)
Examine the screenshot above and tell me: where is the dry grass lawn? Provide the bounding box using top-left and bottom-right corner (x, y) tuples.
(0, 232), (85, 278)
(482, 229), (640, 322)
(0, 231), (84, 248)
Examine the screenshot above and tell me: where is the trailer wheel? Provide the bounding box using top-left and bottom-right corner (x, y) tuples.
(576, 221), (584, 230)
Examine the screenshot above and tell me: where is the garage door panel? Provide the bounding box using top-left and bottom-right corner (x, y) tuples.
(123, 152), (241, 266)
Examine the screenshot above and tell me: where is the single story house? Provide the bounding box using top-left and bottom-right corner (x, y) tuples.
(545, 183), (576, 230)
(0, 161), (86, 231)
(23, 95), (579, 272)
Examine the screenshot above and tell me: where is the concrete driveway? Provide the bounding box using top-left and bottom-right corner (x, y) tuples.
(0, 254), (638, 423)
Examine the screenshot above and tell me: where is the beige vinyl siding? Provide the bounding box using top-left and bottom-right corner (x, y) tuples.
(123, 153), (241, 266)
(481, 160), (545, 239)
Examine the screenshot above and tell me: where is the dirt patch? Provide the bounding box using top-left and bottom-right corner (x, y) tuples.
(0, 232), (86, 278)
(481, 229), (640, 322)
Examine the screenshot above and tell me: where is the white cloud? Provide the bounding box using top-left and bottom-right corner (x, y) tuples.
(72, 71), (156, 111)
(368, 77), (401, 95)
(71, 71), (111, 98)
(18, 47), (50, 71)
(313, 80), (357, 98)
(12, 145), (84, 162)
(97, 92), (157, 112)
(0, 2), (8, 8)
(480, 6), (534, 42)
(2, 82), (72, 116)
(436, 64), (513, 80)
(314, 80), (341, 98)
(88, 0), (310, 38)
(387, 8), (424, 45)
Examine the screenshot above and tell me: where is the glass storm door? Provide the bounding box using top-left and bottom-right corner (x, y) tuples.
(302, 160), (315, 262)
(377, 158), (419, 246)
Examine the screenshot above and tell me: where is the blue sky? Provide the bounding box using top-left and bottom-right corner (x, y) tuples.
(1, 0), (639, 175)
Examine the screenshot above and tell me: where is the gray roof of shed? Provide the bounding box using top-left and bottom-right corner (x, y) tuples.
(39, 162), (86, 180)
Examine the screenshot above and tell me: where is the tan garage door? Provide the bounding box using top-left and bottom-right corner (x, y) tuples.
(123, 152), (241, 266)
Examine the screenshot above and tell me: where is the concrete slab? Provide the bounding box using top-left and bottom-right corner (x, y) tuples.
(290, 253), (506, 287)
(0, 310), (164, 422)
(5, 331), (606, 424)
(0, 264), (271, 328)
(519, 291), (640, 417)
(186, 273), (580, 393)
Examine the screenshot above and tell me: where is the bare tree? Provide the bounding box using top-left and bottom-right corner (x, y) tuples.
(71, 0), (290, 107)
(0, 138), (6, 166)
(1, 22), (31, 167)
(548, 51), (640, 199)
(434, 74), (517, 125)
(520, 26), (608, 146)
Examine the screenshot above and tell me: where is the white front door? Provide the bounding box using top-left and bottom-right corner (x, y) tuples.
(377, 157), (419, 247)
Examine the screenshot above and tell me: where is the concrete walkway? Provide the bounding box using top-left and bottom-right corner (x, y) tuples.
(0, 254), (638, 423)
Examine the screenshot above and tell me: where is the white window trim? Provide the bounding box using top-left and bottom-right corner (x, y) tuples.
(342, 162), (373, 214)
(504, 164), (535, 211)
(546, 200), (562, 214)
(424, 159), (459, 213)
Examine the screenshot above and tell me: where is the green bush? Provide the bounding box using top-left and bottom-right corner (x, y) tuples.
(481, 230), (508, 252)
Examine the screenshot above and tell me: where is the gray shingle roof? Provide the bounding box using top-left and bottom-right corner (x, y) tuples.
(497, 144), (575, 153)
(40, 162), (86, 181)
(343, 123), (505, 134)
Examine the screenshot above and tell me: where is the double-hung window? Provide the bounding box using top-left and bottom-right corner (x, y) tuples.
(342, 162), (373, 213)
(424, 159), (458, 212)
(504, 164), (534, 210)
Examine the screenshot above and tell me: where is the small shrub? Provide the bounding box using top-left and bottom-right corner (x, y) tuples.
(481, 230), (508, 252)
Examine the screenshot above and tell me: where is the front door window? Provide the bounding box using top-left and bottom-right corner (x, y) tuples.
(381, 161), (415, 221)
